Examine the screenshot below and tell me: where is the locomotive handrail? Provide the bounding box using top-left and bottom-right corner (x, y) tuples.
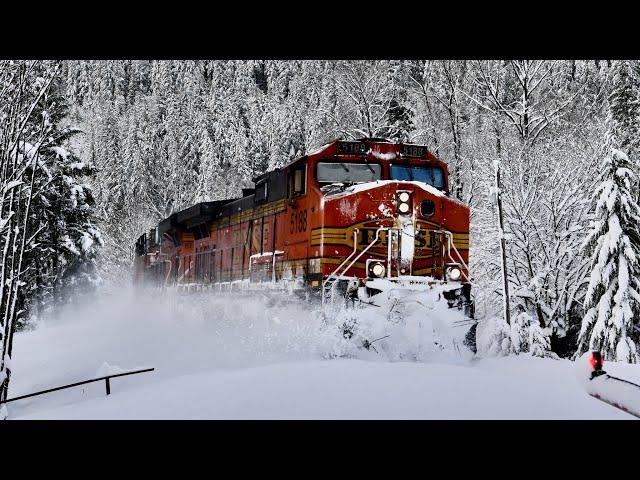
(435, 230), (470, 282)
(163, 258), (172, 287)
(445, 232), (470, 280)
(323, 227), (388, 304)
(340, 227), (385, 280)
(323, 227), (470, 299)
(272, 250), (284, 283)
(326, 228), (359, 282)
(322, 228), (359, 304)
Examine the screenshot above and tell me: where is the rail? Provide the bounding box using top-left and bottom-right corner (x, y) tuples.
(0, 367), (155, 405)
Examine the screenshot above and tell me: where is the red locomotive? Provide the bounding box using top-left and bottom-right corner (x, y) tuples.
(134, 139), (474, 344)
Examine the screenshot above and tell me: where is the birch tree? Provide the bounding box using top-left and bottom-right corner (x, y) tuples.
(0, 61), (60, 410)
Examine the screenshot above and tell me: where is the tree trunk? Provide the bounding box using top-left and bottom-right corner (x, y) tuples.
(495, 161), (511, 326)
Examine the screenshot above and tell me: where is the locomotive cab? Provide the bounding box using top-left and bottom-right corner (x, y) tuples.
(295, 139), (472, 318)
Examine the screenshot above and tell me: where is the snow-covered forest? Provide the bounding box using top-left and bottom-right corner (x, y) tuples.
(2, 60), (640, 407)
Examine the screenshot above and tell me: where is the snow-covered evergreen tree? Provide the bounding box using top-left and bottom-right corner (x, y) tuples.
(18, 68), (103, 325)
(575, 62), (640, 362)
(510, 309), (551, 357)
(576, 146), (640, 362)
(1, 61), (103, 409)
(607, 61), (640, 161)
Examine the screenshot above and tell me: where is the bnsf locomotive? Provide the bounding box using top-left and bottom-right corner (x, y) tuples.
(133, 138), (473, 318)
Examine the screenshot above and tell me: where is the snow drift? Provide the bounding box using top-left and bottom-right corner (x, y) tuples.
(5, 288), (640, 419)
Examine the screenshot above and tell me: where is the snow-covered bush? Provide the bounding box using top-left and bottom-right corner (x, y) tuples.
(510, 311), (551, 357)
(477, 317), (511, 357)
(478, 313), (552, 358)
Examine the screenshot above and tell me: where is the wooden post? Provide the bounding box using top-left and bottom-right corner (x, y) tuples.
(495, 161), (511, 325)
(105, 377), (111, 395)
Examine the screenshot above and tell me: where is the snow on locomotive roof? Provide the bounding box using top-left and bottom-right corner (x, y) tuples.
(304, 141), (337, 158)
(369, 150), (397, 161)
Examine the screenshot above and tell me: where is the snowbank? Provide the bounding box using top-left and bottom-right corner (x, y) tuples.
(6, 289), (640, 419)
(12, 356), (640, 420)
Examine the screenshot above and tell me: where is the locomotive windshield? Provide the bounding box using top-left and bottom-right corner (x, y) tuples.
(316, 162), (381, 185)
(390, 165), (445, 190)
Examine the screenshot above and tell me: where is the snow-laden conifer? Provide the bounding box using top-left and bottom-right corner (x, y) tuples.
(576, 147), (640, 362)
(576, 61), (640, 362)
(607, 61), (640, 161)
(510, 310), (551, 357)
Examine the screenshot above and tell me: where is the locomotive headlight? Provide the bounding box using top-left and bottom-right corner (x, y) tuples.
(372, 263), (386, 277)
(447, 266), (462, 281)
(420, 200), (435, 217)
(396, 191), (412, 215)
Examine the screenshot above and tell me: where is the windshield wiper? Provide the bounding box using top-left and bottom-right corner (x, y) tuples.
(364, 161), (375, 175)
(320, 183), (347, 195)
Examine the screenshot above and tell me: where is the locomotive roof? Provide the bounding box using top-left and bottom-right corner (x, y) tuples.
(158, 170), (288, 236)
(158, 199), (234, 237)
(279, 138), (441, 171)
(220, 168), (287, 217)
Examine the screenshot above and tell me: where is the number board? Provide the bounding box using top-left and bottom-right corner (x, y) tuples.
(337, 142), (368, 155)
(401, 144), (426, 157)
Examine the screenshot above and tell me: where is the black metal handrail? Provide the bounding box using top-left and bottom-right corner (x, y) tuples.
(0, 367), (155, 405)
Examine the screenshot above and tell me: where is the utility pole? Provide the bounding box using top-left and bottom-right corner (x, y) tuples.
(494, 160), (511, 325)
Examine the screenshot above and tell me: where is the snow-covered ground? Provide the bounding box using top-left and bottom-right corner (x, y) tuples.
(6, 288), (640, 420)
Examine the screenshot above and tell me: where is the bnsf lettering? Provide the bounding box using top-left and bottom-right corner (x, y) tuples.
(358, 228), (380, 247)
(415, 230), (428, 248)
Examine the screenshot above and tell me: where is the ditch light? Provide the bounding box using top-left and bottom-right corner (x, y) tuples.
(367, 259), (387, 278)
(446, 266), (462, 281)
